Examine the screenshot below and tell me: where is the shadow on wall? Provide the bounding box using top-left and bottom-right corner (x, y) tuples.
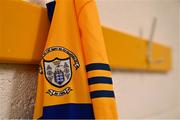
(5, 64), (38, 119)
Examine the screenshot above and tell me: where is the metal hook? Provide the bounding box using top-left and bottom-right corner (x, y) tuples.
(147, 17), (163, 64)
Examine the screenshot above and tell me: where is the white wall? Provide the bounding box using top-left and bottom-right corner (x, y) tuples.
(96, 0), (180, 119)
(178, 1), (180, 116)
(0, 0), (179, 119)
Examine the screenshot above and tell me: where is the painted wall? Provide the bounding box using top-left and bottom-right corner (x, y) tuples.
(177, 1), (180, 117)
(0, 0), (179, 119)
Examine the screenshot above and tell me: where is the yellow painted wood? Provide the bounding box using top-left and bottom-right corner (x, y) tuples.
(0, 0), (50, 64)
(0, 0), (171, 72)
(103, 27), (171, 72)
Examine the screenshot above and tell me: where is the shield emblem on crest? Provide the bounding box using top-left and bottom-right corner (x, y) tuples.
(43, 57), (72, 88)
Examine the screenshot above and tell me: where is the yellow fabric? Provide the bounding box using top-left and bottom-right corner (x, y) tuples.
(92, 98), (118, 118)
(33, 0), (118, 119)
(89, 84), (113, 92)
(88, 70), (112, 78)
(78, 1), (118, 118)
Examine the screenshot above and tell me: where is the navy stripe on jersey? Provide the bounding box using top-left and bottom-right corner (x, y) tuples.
(86, 63), (111, 72)
(90, 90), (115, 98)
(88, 77), (113, 85)
(39, 103), (94, 119)
(46, 1), (56, 22)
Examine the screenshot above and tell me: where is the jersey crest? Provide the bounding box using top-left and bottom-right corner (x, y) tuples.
(43, 57), (72, 88)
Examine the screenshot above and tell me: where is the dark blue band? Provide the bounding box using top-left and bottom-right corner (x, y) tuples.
(46, 1), (56, 22)
(39, 103), (94, 119)
(90, 90), (115, 98)
(86, 63), (111, 72)
(88, 77), (113, 85)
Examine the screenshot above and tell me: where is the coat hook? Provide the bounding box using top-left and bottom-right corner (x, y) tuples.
(147, 17), (163, 64)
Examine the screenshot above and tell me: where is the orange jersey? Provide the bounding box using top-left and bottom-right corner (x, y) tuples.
(33, 0), (118, 119)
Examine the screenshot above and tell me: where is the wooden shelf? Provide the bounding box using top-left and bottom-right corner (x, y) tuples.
(0, 0), (171, 72)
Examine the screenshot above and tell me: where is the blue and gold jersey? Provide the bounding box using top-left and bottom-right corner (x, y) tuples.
(33, 0), (118, 119)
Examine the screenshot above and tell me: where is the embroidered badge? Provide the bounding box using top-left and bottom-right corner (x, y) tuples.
(43, 57), (72, 88)
(42, 46), (80, 96)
